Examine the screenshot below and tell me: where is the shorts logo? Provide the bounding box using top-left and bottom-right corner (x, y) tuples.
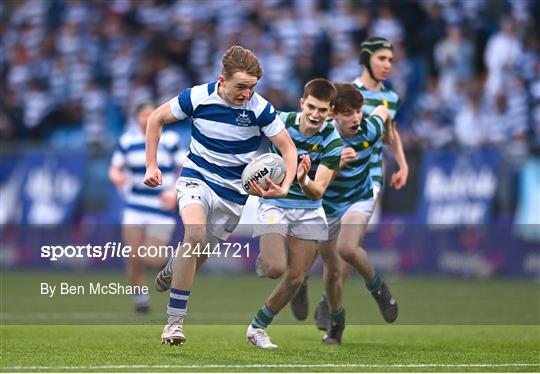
(235, 110), (252, 127)
(267, 215), (277, 224)
(185, 181), (199, 188)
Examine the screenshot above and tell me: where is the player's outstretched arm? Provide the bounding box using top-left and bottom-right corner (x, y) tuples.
(297, 155), (337, 200)
(387, 125), (409, 190)
(361, 105), (391, 143)
(266, 129), (298, 198)
(144, 101), (178, 187)
(370, 105), (391, 130)
(371, 105), (408, 189)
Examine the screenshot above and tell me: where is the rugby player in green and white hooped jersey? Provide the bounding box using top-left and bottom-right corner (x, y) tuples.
(315, 83), (397, 345)
(292, 37), (407, 335)
(353, 37), (408, 193)
(245, 79), (343, 349)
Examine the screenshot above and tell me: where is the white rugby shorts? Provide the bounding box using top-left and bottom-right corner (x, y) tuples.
(253, 203), (328, 241)
(176, 177), (243, 241)
(326, 186), (380, 241)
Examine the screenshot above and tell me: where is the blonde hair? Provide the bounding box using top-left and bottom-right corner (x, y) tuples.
(221, 46), (263, 79)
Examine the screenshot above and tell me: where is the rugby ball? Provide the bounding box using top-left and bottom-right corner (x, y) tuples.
(242, 153), (286, 195)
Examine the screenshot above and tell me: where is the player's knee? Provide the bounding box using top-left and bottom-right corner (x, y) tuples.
(284, 272), (305, 290)
(265, 263), (285, 279)
(326, 266), (341, 283)
(183, 226), (206, 245)
(337, 244), (357, 263)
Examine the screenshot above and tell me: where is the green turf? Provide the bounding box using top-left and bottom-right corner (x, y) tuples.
(1, 271), (539, 372)
(1, 325), (539, 372)
(1, 271), (539, 324)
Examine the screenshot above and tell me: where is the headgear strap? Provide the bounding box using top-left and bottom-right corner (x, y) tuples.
(359, 37), (393, 82)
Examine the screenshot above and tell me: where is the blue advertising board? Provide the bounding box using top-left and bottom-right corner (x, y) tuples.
(0, 150), (86, 225)
(418, 147), (500, 225)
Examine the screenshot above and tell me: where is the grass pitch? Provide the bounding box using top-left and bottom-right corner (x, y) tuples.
(1, 271), (539, 372)
(1, 325), (539, 372)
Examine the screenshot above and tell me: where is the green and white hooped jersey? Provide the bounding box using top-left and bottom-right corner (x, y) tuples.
(322, 114), (386, 220)
(352, 78), (400, 190)
(261, 111), (343, 209)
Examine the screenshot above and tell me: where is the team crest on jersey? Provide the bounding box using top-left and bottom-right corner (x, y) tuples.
(362, 141), (369, 149)
(235, 110), (252, 127)
(382, 99), (388, 108)
(311, 144), (319, 152)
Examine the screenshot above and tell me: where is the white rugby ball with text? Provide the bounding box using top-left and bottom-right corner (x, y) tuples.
(242, 153), (286, 195)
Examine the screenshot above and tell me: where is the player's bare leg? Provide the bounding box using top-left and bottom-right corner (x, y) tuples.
(247, 237), (317, 349)
(265, 237), (317, 312)
(123, 225), (152, 314)
(337, 213), (374, 279)
(316, 239), (345, 343)
(257, 233), (287, 279)
(319, 240), (345, 311)
(155, 248), (207, 292)
(123, 226), (145, 288)
(338, 213), (398, 323)
(161, 204), (207, 346)
(290, 249), (317, 320)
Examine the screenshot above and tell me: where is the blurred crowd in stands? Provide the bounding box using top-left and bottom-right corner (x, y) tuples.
(1, 0), (539, 155)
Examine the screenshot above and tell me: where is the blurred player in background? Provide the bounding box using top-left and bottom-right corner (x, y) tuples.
(109, 101), (182, 314)
(246, 79), (342, 349)
(144, 46), (297, 347)
(316, 83), (396, 344)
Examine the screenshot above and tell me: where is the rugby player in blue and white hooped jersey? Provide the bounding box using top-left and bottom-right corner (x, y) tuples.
(143, 46), (297, 347)
(109, 101), (183, 314)
(246, 79), (343, 349)
(314, 84), (397, 345)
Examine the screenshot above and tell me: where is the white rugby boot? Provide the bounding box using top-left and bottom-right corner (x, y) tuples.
(161, 323), (186, 346)
(246, 325), (278, 349)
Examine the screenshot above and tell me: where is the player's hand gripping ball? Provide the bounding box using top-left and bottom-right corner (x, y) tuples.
(242, 153), (286, 195)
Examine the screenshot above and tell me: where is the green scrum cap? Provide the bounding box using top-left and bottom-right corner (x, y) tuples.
(359, 37), (393, 82)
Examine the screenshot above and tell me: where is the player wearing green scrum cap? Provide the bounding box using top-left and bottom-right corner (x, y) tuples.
(290, 37), (406, 337)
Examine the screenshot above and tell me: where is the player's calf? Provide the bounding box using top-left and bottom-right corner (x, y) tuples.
(154, 255), (175, 292)
(290, 277), (309, 321)
(314, 296), (330, 331)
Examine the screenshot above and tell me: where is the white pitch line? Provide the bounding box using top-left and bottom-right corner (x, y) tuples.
(2, 363), (539, 370)
(0, 311), (251, 321)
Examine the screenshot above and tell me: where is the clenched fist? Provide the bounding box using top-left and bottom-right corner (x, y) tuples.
(144, 165), (162, 187)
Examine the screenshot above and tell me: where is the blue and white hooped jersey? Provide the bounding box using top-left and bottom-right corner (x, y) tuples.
(169, 81), (285, 206)
(111, 129), (183, 218)
(323, 114), (385, 220)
